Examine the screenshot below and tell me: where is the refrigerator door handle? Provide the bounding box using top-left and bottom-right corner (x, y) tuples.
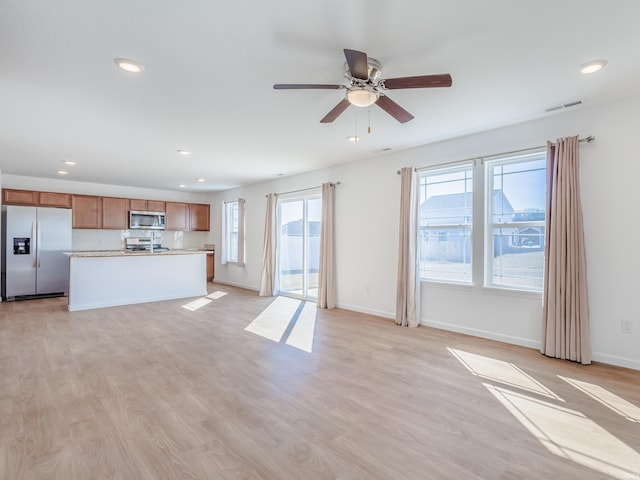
(36, 221), (42, 268)
(31, 220), (38, 268)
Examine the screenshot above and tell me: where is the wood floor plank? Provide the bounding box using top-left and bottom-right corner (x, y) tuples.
(1, 284), (639, 479)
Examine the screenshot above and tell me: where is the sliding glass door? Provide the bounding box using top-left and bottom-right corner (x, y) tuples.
(277, 192), (321, 300)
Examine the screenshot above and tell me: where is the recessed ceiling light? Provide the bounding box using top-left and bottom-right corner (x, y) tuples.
(580, 59), (607, 74)
(197, 178), (205, 182)
(62, 160), (76, 165)
(178, 184), (186, 188)
(177, 149), (190, 155)
(57, 170), (68, 175)
(347, 135), (359, 143)
(114, 58), (143, 73)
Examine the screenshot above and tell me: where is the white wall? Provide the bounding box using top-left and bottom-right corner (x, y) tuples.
(1, 175), (215, 251)
(211, 95), (640, 370)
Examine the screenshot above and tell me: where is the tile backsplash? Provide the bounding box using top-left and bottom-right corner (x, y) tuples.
(72, 229), (211, 251)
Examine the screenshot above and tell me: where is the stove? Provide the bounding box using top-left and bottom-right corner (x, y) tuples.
(125, 237), (169, 252)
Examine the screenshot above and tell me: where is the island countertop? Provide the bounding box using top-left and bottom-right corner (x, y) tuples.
(65, 249), (207, 258)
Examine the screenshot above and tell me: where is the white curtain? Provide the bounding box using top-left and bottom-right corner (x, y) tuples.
(259, 194), (277, 296)
(220, 202), (228, 265)
(396, 167), (420, 327)
(237, 198), (246, 267)
(317, 183), (336, 309)
(541, 135), (591, 364)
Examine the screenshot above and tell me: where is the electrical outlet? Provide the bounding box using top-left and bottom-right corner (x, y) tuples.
(622, 320), (633, 334)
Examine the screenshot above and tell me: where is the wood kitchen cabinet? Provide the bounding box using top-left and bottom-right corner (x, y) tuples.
(37, 191), (72, 208)
(4, 187), (206, 232)
(101, 196), (129, 229)
(189, 203), (210, 231)
(72, 195), (102, 229)
(3, 189), (72, 208)
(3, 189), (39, 205)
(129, 199), (166, 212)
(206, 252), (214, 281)
(165, 202), (189, 231)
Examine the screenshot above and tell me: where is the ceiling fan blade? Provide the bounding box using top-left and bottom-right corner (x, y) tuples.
(343, 49), (369, 80)
(274, 84), (344, 90)
(384, 74), (452, 89)
(320, 99), (351, 123)
(376, 95), (414, 123)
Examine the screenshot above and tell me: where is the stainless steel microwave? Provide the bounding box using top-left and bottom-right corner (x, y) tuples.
(129, 210), (166, 230)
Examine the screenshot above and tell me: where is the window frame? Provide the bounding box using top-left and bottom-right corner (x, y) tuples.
(223, 200), (239, 264)
(418, 162), (474, 285)
(484, 151), (547, 292)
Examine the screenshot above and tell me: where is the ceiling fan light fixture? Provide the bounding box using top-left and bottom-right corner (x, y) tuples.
(346, 88), (379, 107)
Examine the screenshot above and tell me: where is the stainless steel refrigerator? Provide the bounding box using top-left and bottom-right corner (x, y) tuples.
(1, 205), (72, 300)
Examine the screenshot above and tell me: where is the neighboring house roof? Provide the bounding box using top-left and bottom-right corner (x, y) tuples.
(420, 190), (515, 225)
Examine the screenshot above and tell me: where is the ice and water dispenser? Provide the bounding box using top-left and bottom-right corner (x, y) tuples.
(13, 237), (30, 255)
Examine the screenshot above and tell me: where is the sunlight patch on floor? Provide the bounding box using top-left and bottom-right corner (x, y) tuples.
(207, 291), (228, 300)
(244, 296), (316, 352)
(448, 348), (562, 400)
(285, 300), (316, 353)
(485, 383), (640, 479)
(245, 296), (301, 342)
(182, 297), (213, 311)
(560, 376), (640, 423)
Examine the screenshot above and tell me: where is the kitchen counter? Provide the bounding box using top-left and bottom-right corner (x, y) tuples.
(67, 250), (207, 311)
(66, 249), (207, 257)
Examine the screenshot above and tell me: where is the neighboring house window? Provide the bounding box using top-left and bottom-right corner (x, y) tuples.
(418, 164), (473, 284)
(485, 152), (546, 291)
(223, 201), (239, 263)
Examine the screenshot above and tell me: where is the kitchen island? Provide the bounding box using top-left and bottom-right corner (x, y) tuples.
(66, 250), (207, 311)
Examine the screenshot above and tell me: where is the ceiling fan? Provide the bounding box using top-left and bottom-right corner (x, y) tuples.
(273, 48), (452, 124)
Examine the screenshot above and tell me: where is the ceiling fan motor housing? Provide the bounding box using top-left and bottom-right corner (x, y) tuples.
(344, 57), (382, 84)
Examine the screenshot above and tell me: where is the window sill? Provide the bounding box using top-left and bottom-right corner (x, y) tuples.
(481, 285), (542, 300)
(420, 280), (473, 292)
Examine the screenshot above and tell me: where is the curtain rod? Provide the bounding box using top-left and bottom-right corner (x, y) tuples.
(265, 181), (341, 198)
(222, 198), (244, 204)
(397, 135), (595, 174)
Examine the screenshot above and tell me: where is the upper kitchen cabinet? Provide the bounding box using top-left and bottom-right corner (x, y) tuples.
(102, 196), (129, 229)
(189, 204), (210, 231)
(165, 202), (189, 231)
(129, 199), (166, 212)
(2, 189), (71, 208)
(38, 191), (72, 208)
(147, 200), (165, 212)
(72, 195), (102, 229)
(3, 188), (38, 205)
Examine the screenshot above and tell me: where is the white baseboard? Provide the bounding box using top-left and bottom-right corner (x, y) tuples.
(209, 291), (640, 372)
(211, 279), (259, 292)
(423, 319), (540, 350)
(335, 302), (395, 320)
(591, 352), (640, 371)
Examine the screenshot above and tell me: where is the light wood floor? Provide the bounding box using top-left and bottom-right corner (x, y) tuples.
(1, 284), (639, 479)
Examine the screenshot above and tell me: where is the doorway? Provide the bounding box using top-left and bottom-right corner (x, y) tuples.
(277, 192), (321, 301)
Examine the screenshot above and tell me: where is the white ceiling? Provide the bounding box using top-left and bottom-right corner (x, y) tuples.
(2, 1), (640, 192)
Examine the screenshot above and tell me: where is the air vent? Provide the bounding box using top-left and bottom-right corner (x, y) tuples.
(545, 100), (583, 113)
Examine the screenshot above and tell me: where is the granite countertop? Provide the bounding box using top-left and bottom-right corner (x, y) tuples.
(65, 249), (208, 258)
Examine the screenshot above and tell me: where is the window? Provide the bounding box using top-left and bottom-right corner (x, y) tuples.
(485, 152), (546, 291)
(223, 201), (239, 263)
(418, 164), (473, 284)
